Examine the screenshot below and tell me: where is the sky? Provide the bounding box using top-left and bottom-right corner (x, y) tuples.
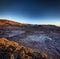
(0, 0), (60, 25)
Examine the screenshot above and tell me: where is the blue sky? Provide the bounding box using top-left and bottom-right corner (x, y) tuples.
(0, 0), (60, 25)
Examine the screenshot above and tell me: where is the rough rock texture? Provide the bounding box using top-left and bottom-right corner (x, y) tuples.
(0, 38), (47, 59)
(0, 19), (60, 59)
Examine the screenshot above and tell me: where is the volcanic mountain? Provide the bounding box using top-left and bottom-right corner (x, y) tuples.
(0, 19), (60, 59)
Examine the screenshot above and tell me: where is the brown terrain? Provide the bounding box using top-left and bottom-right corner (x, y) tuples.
(0, 38), (47, 59)
(0, 20), (27, 26)
(0, 19), (60, 59)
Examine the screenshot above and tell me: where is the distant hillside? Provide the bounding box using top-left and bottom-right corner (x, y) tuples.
(0, 19), (28, 26)
(0, 19), (59, 27)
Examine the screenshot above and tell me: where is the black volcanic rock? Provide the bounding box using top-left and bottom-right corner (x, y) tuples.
(0, 20), (60, 59)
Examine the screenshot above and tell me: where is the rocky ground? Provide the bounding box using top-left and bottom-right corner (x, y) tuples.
(0, 38), (47, 59)
(0, 19), (60, 59)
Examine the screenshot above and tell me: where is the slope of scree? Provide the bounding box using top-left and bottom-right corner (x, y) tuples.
(0, 38), (47, 59)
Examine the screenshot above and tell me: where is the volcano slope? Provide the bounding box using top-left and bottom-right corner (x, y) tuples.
(0, 19), (60, 59)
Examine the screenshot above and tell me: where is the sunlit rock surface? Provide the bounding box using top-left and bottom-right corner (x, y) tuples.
(0, 38), (47, 59)
(0, 19), (60, 59)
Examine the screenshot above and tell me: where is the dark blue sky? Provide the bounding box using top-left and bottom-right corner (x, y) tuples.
(0, 0), (60, 25)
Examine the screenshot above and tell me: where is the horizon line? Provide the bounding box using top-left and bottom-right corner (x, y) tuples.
(0, 18), (60, 27)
